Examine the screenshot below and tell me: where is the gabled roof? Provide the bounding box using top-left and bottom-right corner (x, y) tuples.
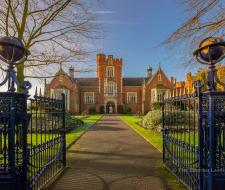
(123, 77), (146, 86)
(71, 78), (99, 87)
(146, 65), (171, 87)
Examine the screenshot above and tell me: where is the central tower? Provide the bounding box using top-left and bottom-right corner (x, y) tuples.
(96, 54), (123, 113)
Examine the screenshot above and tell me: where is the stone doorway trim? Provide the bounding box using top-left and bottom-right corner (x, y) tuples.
(104, 99), (117, 114)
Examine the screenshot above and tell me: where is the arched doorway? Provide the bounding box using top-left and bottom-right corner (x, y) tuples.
(106, 101), (115, 114)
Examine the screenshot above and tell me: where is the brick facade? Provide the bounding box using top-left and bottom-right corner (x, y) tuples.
(45, 54), (173, 114)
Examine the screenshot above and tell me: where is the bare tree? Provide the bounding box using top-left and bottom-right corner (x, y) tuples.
(162, 0), (225, 66)
(0, 0), (101, 88)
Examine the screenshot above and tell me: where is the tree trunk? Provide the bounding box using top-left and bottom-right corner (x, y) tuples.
(16, 62), (25, 92)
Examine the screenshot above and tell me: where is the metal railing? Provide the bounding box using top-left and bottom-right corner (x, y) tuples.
(162, 87), (225, 190)
(0, 92), (66, 190)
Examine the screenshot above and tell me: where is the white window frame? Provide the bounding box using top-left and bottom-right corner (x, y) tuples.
(84, 92), (95, 104)
(158, 74), (162, 81)
(104, 81), (117, 96)
(51, 88), (70, 110)
(108, 82), (114, 94)
(127, 92), (137, 104)
(151, 89), (156, 103)
(106, 66), (114, 78)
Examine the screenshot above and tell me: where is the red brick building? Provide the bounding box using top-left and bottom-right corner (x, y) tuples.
(45, 54), (173, 114)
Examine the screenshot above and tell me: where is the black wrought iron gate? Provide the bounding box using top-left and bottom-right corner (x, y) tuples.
(162, 83), (225, 190)
(0, 92), (66, 190)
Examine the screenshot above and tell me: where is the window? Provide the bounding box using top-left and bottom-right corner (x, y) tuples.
(151, 89), (156, 102)
(84, 92), (94, 104)
(104, 81), (116, 95)
(51, 88), (70, 110)
(127, 92), (137, 103)
(106, 66), (114, 78)
(107, 82), (114, 94)
(157, 94), (162, 102)
(157, 92), (166, 102)
(158, 74), (162, 81)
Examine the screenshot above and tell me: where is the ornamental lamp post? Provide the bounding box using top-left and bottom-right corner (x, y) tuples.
(0, 36), (31, 94)
(193, 37), (225, 91)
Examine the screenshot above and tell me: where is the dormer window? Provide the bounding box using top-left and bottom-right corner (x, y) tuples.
(158, 74), (162, 81)
(106, 66), (114, 78)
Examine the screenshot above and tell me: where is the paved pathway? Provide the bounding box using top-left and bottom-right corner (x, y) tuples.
(48, 116), (184, 190)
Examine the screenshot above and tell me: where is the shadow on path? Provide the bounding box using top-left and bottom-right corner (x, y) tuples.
(47, 116), (185, 190)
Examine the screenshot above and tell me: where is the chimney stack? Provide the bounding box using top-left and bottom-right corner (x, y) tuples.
(170, 76), (175, 85)
(147, 66), (153, 78)
(69, 66), (75, 78)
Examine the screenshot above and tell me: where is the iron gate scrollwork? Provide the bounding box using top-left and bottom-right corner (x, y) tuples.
(162, 93), (200, 190)
(162, 84), (225, 190)
(27, 93), (66, 189)
(0, 92), (66, 190)
(0, 92), (28, 190)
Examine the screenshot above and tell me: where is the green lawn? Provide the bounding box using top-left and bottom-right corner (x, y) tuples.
(121, 115), (198, 174)
(121, 115), (199, 151)
(27, 115), (102, 148)
(24, 115), (102, 179)
(66, 114), (102, 147)
(120, 115), (163, 152)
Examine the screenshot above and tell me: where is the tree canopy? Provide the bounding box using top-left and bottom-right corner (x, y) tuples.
(0, 0), (101, 85)
(163, 0), (225, 66)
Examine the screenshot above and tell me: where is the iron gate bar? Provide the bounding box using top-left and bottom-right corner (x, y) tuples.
(163, 86), (225, 190)
(0, 92), (66, 190)
(196, 81), (204, 190)
(27, 93), (66, 189)
(162, 93), (200, 190)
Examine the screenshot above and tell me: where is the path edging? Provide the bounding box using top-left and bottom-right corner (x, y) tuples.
(120, 116), (162, 153)
(44, 116), (103, 189)
(66, 115), (103, 150)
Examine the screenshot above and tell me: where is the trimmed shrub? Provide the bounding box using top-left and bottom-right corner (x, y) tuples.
(65, 115), (84, 133)
(117, 105), (132, 114)
(123, 106), (132, 114)
(88, 107), (96, 114)
(151, 102), (162, 110)
(142, 110), (162, 130)
(142, 110), (197, 132)
(81, 111), (88, 117)
(117, 105), (124, 114)
(100, 106), (105, 114)
(135, 110), (142, 117)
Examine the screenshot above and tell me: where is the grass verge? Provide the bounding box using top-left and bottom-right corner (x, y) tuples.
(120, 115), (186, 189)
(66, 114), (102, 148)
(27, 115), (102, 148)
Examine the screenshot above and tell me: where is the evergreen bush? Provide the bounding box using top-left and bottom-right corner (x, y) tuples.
(151, 102), (163, 110)
(117, 105), (124, 114)
(100, 106), (105, 114)
(88, 107), (96, 114)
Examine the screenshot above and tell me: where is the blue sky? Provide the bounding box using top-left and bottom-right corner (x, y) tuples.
(0, 0), (199, 95)
(79, 0), (197, 80)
